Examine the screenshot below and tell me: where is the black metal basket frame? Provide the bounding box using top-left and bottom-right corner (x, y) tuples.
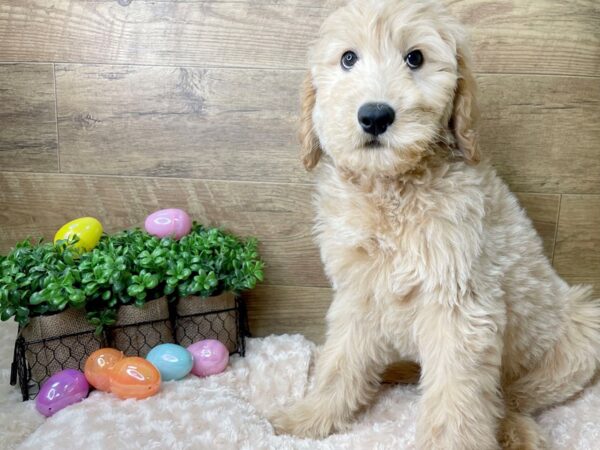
(10, 295), (249, 401)
(173, 296), (248, 356)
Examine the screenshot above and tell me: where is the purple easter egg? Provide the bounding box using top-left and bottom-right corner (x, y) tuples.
(187, 339), (229, 377)
(36, 369), (89, 417)
(144, 208), (192, 240)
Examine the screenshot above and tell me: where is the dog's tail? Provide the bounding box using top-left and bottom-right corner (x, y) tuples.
(566, 284), (600, 362)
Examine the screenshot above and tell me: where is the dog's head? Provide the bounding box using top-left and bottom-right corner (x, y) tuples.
(301, 0), (479, 176)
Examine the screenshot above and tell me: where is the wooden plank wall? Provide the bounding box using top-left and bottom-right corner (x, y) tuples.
(0, 0), (598, 344)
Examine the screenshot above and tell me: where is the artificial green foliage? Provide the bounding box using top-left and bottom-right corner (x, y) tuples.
(176, 225), (264, 297)
(0, 238), (84, 326)
(78, 232), (139, 333)
(0, 224), (264, 334)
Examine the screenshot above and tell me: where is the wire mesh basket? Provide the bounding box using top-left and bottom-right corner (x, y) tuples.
(108, 297), (175, 357)
(10, 308), (106, 401)
(175, 293), (248, 355)
(10, 294), (249, 401)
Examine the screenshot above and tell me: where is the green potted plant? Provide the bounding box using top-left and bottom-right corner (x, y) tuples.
(113, 230), (175, 356)
(80, 229), (174, 357)
(0, 238), (103, 390)
(171, 225), (264, 350)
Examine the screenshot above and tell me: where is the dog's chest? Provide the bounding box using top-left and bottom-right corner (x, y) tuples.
(314, 183), (431, 301)
(316, 183), (419, 257)
(315, 181), (424, 354)
(313, 165), (486, 301)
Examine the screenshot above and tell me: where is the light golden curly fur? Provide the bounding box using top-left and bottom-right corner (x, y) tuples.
(271, 1), (600, 449)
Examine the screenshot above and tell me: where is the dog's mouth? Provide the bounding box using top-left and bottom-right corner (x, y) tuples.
(364, 138), (383, 149)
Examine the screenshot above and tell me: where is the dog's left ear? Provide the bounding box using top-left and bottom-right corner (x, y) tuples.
(299, 72), (323, 170)
(449, 49), (480, 165)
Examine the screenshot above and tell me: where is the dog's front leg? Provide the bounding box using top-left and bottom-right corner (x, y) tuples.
(271, 290), (392, 438)
(415, 297), (504, 450)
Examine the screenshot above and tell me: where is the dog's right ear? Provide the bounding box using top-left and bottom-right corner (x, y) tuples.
(299, 72), (323, 170)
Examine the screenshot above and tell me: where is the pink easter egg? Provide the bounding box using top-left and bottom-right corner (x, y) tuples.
(36, 369), (89, 417)
(187, 339), (229, 377)
(144, 208), (192, 240)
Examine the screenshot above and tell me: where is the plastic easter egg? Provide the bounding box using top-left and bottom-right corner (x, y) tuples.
(54, 217), (103, 251)
(109, 357), (161, 400)
(84, 348), (124, 391)
(144, 208), (192, 240)
(187, 339), (229, 377)
(146, 343), (193, 381)
(36, 369), (89, 417)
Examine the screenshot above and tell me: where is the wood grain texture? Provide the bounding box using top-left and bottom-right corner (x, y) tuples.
(244, 284), (332, 344)
(382, 361), (421, 384)
(0, 0), (598, 76)
(479, 74), (600, 194)
(0, 172), (327, 287)
(55, 64), (599, 193)
(55, 64), (308, 183)
(514, 193), (559, 260)
(450, 0), (599, 77)
(553, 194), (600, 295)
(0, 0), (324, 69)
(0, 64), (57, 172)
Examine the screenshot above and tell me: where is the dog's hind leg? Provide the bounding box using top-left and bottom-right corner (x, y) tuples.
(500, 285), (600, 450)
(499, 410), (547, 450)
(504, 285), (600, 415)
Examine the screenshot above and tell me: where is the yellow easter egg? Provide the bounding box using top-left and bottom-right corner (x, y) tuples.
(54, 217), (103, 251)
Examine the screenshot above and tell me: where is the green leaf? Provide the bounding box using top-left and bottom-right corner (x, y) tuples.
(29, 292), (45, 305)
(16, 306), (29, 318)
(181, 268), (192, 279)
(127, 284), (144, 296)
(63, 251), (74, 265)
(1, 307), (15, 321)
(145, 275), (159, 289)
(164, 284), (175, 295)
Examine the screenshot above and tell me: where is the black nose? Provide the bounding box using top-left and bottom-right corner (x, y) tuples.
(357, 102), (395, 136)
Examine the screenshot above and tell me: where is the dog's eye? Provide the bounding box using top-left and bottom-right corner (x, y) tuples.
(405, 50), (424, 69)
(341, 51), (359, 70)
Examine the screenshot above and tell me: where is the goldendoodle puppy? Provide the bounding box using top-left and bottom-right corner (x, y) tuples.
(271, 1), (600, 449)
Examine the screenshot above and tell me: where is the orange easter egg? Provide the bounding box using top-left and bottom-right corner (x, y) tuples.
(109, 357), (161, 400)
(84, 348), (124, 392)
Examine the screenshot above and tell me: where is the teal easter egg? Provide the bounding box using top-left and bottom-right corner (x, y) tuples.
(146, 344), (193, 381)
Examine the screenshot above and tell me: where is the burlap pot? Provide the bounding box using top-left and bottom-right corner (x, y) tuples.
(175, 292), (238, 352)
(20, 307), (103, 397)
(111, 296), (174, 357)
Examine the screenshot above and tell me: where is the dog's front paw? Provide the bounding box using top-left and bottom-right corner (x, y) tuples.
(269, 400), (337, 439)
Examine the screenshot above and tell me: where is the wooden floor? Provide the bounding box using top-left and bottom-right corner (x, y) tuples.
(0, 0), (599, 343)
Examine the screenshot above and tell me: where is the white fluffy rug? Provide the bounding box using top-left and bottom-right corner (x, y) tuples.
(1, 321), (600, 449)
